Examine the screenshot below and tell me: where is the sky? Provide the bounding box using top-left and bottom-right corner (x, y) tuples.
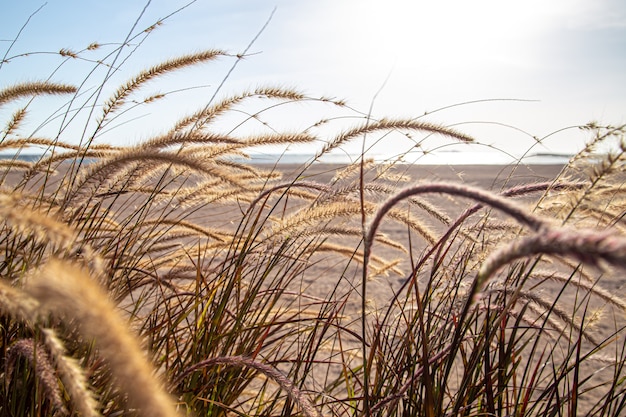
(1, 0), (625, 163)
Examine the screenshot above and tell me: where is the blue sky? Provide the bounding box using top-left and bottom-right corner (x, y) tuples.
(2, 1), (625, 162)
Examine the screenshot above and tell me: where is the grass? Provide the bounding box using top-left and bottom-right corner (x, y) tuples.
(1, 6), (626, 417)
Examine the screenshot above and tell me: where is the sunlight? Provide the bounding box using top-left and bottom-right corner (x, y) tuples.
(350, 0), (550, 70)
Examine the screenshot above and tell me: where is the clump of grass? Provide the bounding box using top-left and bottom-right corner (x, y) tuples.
(1, 4), (625, 417)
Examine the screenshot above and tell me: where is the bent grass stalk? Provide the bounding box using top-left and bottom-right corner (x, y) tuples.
(28, 259), (180, 417)
(1, 7), (625, 416)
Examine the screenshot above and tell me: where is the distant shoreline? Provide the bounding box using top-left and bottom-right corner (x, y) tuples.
(0, 152), (574, 167)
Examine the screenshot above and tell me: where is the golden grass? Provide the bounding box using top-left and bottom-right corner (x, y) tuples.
(1, 13), (626, 416)
(0, 82), (77, 107)
(29, 259), (178, 417)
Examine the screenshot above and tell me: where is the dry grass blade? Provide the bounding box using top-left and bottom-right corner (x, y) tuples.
(2, 13), (624, 415)
(174, 355), (321, 417)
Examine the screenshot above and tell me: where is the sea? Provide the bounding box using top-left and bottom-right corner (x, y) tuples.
(0, 151), (574, 166)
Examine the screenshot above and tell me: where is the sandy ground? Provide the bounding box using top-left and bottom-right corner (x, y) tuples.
(263, 163), (626, 414)
(269, 163), (570, 294)
(5, 161), (624, 413)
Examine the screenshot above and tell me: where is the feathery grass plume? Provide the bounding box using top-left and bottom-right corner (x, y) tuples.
(169, 93), (253, 133)
(370, 259), (403, 278)
(315, 182), (396, 206)
(139, 218), (230, 243)
(172, 181), (244, 208)
(194, 143), (257, 162)
(569, 123), (626, 165)
(318, 118), (475, 157)
(40, 329), (100, 417)
(29, 147), (118, 174)
(573, 141), (625, 201)
(331, 159), (376, 183)
(253, 85), (308, 101)
(0, 137), (101, 152)
(465, 220), (519, 234)
(0, 192), (98, 274)
(408, 197), (452, 226)
(2, 107), (27, 137)
(27, 259), (180, 417)
(0, 159), (32, 170)
(137, 241), (188, 259)
(241, 131), (319, 147)
(505, 179), (585, 201)
(0, 81), (77, 107)
(386, 208), (438, 245)
(480, 227), (626, 286)
(247, 180), (331, 213)
(6, 338), (68, 415)
(141, 130), (242, 150)
(530, 270), (626, 311)
(306, 242), (403, 276)
(64, 149), (249, 206)
(0, 281), (99, 416)
(303, 225), (407, 253)
(174, 355), (321, 417)
(269, 193), (438, 249)
(0, 192), (78, 252)
(0, 279), (39, 324)
(58, 48), (78, 58)
(269, 201), (362, 236)
(489, 287), (596, 343)
(366, 182), (548, 256)
(99, 50), (226, 121)
(170, 86), (308, 133)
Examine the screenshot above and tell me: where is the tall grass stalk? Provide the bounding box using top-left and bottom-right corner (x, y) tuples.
(1, 4), (625, 416)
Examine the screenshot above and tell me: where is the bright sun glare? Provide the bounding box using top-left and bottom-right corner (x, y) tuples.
(349, 0), (555, 71)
